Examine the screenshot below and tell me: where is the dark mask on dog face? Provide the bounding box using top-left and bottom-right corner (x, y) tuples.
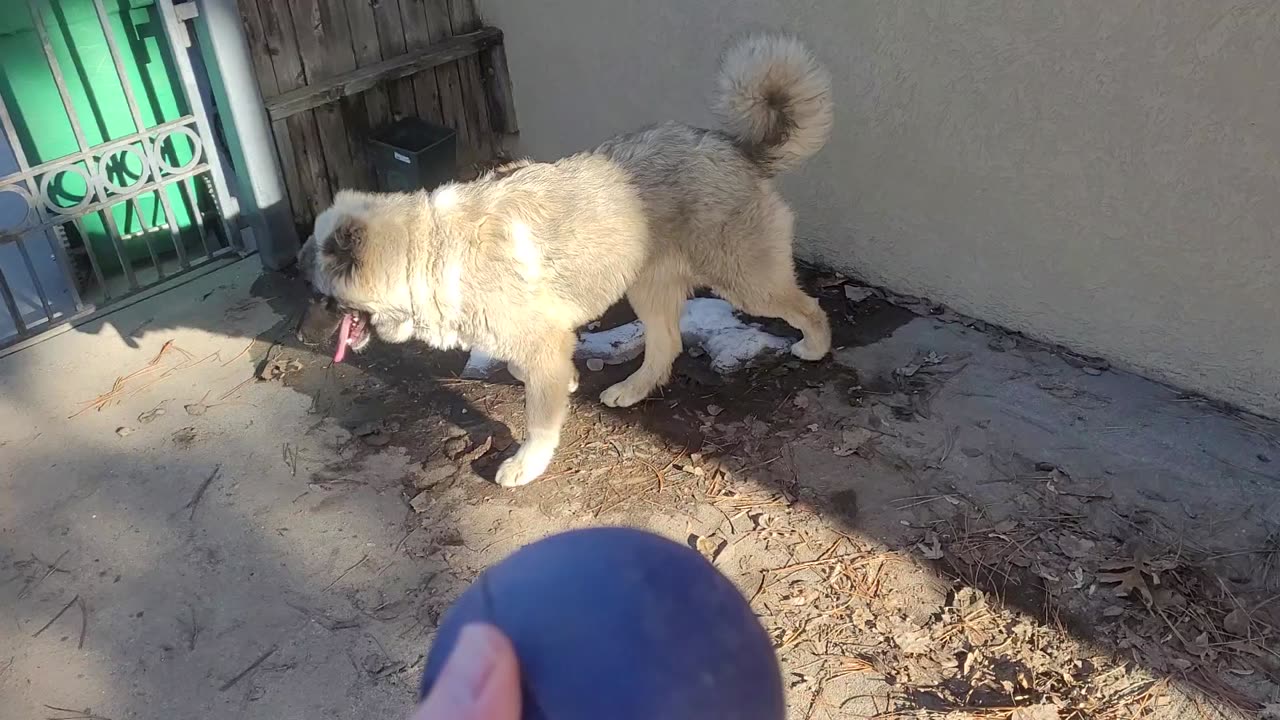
(296, 295), (343, 345)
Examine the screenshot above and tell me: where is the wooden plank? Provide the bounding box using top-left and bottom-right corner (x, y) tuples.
(263, 28), (503, 121)
(371, 0), (420, 121)
(269, 118), (307, 229)
(343, 0), (392, 186)
(286, 114), (333, 219)
(257, 0), (330, 227)
(344, 0), (392, 126)
(444, 0), (495, 159)
(256, 0), (306, 93)
(478, 39), (518, 135)
(417, 0), (471, 156)
(399, 0), (446, 125)
(288, 0), (362, 192)
(235, 0), (279, 98)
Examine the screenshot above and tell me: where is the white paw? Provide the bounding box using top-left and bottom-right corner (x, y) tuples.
(569, 371), (579, 394)
(790, 338), (828, 361)
(600, 380), (649, 408)
(494, 445), (554, 488)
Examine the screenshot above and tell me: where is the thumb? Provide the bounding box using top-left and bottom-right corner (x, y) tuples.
(411, 624), (521, 720)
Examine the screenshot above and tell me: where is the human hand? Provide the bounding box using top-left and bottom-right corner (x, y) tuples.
(409, 624), (521, 720)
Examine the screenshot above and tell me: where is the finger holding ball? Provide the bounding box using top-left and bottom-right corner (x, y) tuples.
(419, 527), (785, 720)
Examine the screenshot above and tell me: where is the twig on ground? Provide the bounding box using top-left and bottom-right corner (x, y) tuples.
(219, 644), (279, 691)
(76, 596), (87, 649)
(184, 466), (222, 520)
(32, 594), (79, 638)
(221, 338), (256, 367)
(43, 704), (112, 720)
(19, 549), (69, 599)
(324, 554), (369, 591)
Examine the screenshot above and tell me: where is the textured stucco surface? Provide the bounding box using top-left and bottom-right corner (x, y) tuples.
(478, 0), (1280, 417)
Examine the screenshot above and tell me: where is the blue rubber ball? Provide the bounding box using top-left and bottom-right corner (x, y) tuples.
(420, 527), (784, 720)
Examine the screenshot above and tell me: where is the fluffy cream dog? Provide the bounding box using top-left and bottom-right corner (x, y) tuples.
(297, 33), (834, 487)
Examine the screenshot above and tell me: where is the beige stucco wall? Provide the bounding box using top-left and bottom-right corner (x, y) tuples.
(479, 0), (1279, 418)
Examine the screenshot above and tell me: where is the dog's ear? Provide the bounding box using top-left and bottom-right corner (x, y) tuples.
(321, 217), (366, 278)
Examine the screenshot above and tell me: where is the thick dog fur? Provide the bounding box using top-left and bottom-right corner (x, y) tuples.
(298, 33), (834, 487)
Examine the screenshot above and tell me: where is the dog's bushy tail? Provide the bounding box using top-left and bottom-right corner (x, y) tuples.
(713, 34), (833, 176)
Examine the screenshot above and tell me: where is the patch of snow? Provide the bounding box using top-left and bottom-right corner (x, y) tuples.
(574, 321), (645, 364)
(677, 298), (790, 373)
(461, 298), (790, 380)
(461, 350), (503, 379)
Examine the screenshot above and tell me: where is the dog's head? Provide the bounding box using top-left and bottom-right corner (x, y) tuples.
(295, 192), (415, 362)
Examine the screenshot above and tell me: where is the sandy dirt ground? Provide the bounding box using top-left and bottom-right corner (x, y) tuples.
(2, 258), (1278, 719)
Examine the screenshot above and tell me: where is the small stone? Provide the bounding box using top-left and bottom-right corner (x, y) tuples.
(442, 435), (469, 459)
(706, 404), (723, 417)
(843, 285), (874, 303)
(415, 462), (457, 489)
(362, 433), (391, 447)
(184, 403), (207, 416)
(116, 426), (134, 437)
(1082, 366), (1103, 376)
(409, 491), (433, 513)
(353, 421), (381, 437)
(988, 335), (1017, 352)
(585, 358), (605, 372)
(137, 408), (165, 424)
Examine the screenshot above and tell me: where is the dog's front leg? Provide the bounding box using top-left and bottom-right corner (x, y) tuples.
(495, 336), (576, 487)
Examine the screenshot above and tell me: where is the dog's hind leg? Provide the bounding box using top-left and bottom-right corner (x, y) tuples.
(497, 331), (577, 487)
(600, 270), (686, 408)
(714, 200), (831, 361)
(726, 281), (831, 361)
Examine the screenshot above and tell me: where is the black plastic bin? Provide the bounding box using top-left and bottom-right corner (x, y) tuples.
(369, 118), (457, 192)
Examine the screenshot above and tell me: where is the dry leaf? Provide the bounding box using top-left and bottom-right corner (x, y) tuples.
(896, 363), (921, 378)
(991, 519), (1019, 534)
(916, 532), (944, 560)
(691, 534), (726, 563)
(1223, 607), (1251, 637)
(895, 628), (932, 656)
(1012, 703), (1061, 720)
(833, 427), (874, 457)
(1097, 568), (1153, 605)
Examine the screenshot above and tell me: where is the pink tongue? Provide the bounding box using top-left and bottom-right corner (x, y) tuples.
(334, 313), (352, 363)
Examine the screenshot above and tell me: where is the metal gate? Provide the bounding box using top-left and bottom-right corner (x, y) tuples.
(0, 0), (241, 349)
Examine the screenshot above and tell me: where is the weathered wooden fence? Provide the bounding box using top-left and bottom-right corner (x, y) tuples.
(234, 0), (516, 231)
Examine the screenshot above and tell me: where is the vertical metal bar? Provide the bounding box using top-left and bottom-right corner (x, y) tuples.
(125, 197), (166, 279)
(46, 224), (85, 311)
(155, 0), (240, 251)
(152, 182), (192, 266)
(0, 90), (32, 171)
(0, 57), (84, 313)
(70, 216), (109, 301)
(90, 0), (145, 135)
(93, 0), (192, 271)
(14, 239), (54, 322)
(176, 177), (210, 257)
(0, 265), (27, 336)
(97, 207), (138, 290)
(27, 0), (92, 153)
(40, 219), (86, 311)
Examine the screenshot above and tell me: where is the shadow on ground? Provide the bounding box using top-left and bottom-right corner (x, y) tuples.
(2, 258), (1278, 719)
